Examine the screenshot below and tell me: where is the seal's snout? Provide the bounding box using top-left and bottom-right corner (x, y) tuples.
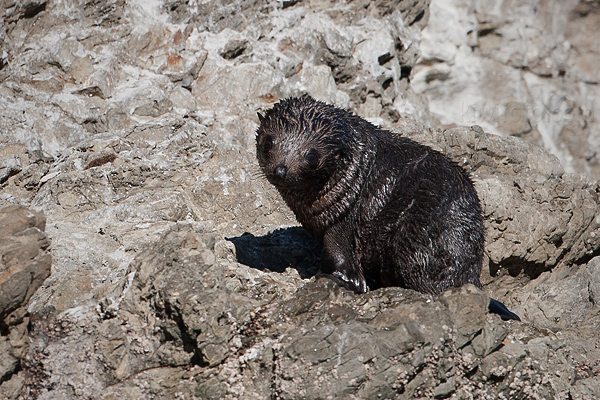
(275, 164), (288, 179)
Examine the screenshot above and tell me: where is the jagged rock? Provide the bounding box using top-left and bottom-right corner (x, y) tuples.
(1, 0), (600, 399)
(0, 205), (50, 393)
(17, 223), (548, 399)
(0, 205), (51, 324)
(23, 221), (600, 399)
(413, 0), (600, 179)
(509, 257), (600, 330)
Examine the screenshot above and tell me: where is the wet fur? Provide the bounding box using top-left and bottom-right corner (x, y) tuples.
(256, 96), (485, 296)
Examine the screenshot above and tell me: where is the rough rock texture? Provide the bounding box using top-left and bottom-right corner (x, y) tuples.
(0, 0), (430, 317)
(0, 205), (51, 390)
(20, 223), (596, 399)
(1, 0), (600, 399)
(413, 0), (600, 179)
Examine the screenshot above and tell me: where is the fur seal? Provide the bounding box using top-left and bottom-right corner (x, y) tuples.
(256, 96), (519, 321)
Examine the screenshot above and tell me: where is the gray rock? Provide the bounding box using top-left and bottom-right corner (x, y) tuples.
(0, 337), (19, 384)
(509, 257), (600, 330)
(0, 155), (22, 185)
(19, 220), (598, 399)
(32, 224), (517, 399)
(1, 0), (600, 398)
(0, 205), (51, 322)
(0, 205), (50, 396)
(413, 0), (600, 179)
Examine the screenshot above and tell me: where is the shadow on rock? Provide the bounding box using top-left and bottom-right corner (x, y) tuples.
(227, 227), (321, 279)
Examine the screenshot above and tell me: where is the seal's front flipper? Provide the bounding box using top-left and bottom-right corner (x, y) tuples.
(488, 298), (521, 321)
(318, 249), (367, 294)
(315, 272), (367, 294)
(320, 227), (367, 294)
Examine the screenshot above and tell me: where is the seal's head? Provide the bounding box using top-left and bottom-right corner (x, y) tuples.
(256, 97), (351, 192)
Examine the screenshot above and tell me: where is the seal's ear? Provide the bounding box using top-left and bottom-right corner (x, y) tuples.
(257, 112), (265, 124)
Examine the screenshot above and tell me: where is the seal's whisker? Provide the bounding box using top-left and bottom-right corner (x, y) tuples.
(248, 166), (267, 180)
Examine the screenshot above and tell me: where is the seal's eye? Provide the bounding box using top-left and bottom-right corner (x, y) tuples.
(263, 136), (273, 152)
(305, 150), (319, 167)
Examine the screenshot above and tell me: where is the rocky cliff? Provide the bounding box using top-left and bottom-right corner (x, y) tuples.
(1, 0), (599, 399)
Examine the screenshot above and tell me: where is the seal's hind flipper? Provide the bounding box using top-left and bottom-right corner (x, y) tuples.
(488, 298), (521, 321)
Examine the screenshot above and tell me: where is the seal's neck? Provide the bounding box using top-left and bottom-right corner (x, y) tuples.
(283, 140), (373, 238)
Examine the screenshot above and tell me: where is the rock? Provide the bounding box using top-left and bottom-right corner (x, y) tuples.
(0, 337), (19, 384)
(498, 101), (533, 137)
(16, 220), (599, 399)
(220, 39), (249, 60)
(20, 223), (525, 398)
(1, 0), (600, 398)
(168, 86), (197, 114)
(0, 205), (51, 323)
(0, 155), (22, 185)
(414, 0), (600, 179)
(508, 257), (600, 330)
(0, 205), (50, 395)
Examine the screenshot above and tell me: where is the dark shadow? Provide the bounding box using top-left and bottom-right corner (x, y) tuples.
(489, 256), (548, 280)
(227, 227), (321, 279)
